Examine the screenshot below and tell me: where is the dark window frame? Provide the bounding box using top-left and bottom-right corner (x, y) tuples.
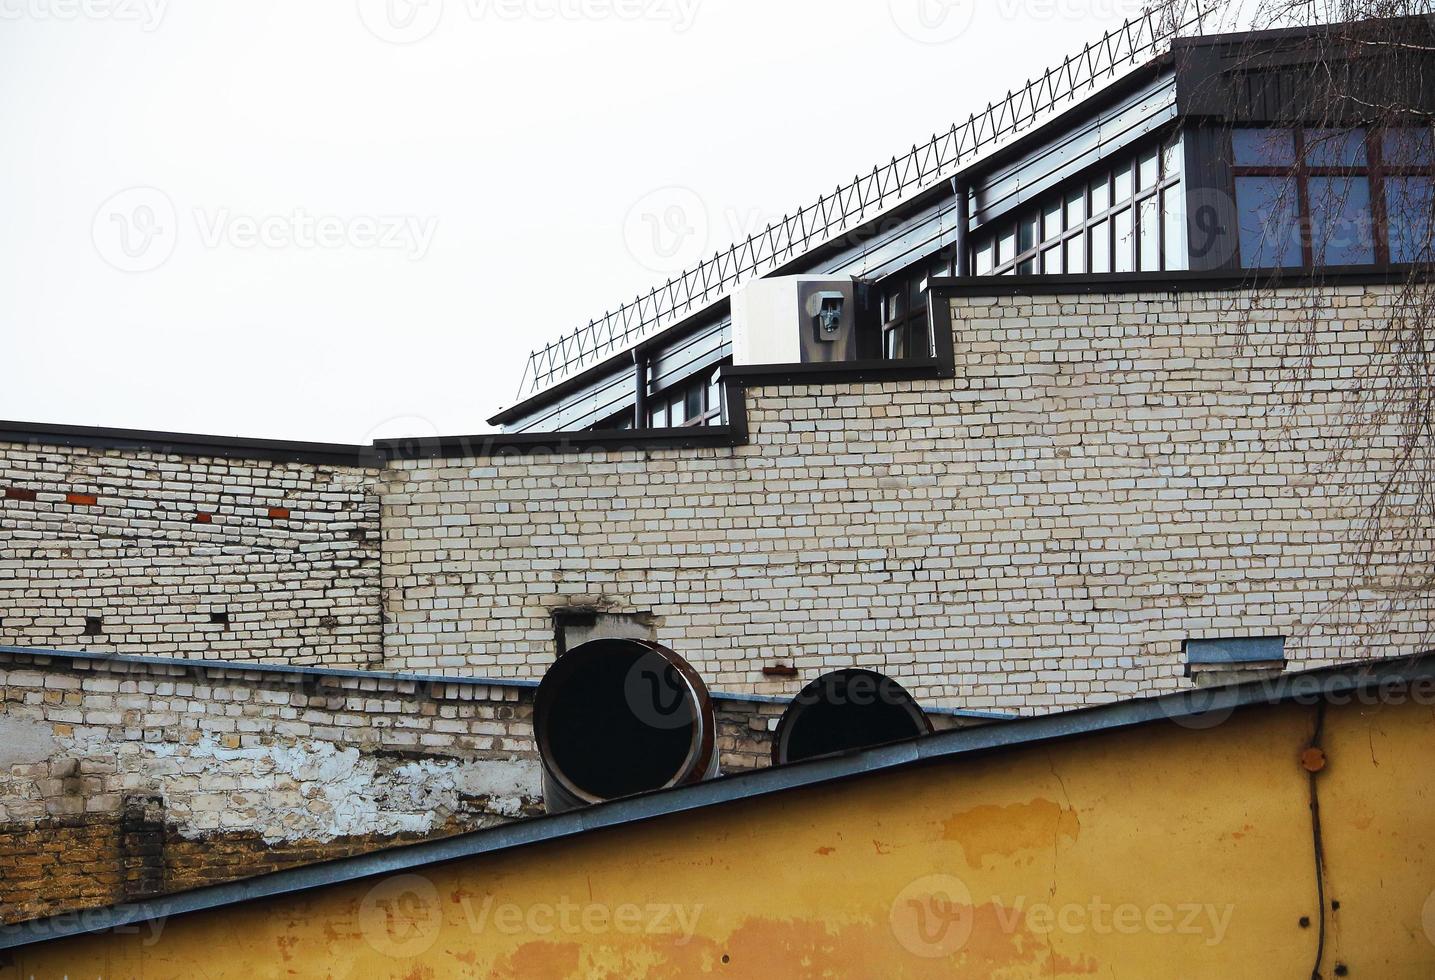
(646, 366), (726, 430)
(880, 253), (951, 361)
(973, 134), (1185, 277)
(1230, 125), (1435, 268)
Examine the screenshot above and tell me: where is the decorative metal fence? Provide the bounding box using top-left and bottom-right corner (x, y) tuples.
(515, 1), (1212, 400)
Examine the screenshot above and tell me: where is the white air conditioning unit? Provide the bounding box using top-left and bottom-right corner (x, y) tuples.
(731, 275), (875, 366)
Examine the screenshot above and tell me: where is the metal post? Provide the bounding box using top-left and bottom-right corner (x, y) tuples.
(952, 178), (971, 277)
(633, 352), (648, 429)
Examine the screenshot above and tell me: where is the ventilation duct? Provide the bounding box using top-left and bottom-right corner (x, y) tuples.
(534, 638), (718, 814)
(773, 669), (932, 766)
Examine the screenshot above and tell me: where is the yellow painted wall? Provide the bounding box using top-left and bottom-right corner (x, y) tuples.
(4, 693), (1433, 978)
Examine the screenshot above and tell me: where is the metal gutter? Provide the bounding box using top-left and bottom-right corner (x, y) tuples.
(0, 646), (1006, 720)
(3, 652), (1429, 952)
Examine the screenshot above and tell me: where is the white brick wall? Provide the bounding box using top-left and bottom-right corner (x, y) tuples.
(2, 285), (1430, 714)
(380, 286), (1434, 711)
(0, 446), (382, 667)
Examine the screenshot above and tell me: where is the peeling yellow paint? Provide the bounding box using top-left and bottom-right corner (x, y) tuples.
(6, 696), (1435, 978)
(941, 797), (1081, 869)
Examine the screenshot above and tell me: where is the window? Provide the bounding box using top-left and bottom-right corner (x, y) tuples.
(970, 134), (1186, 276)
(879, 252), (951, 360)
(1231, 126), (1435, 268)
(648, 368), (725, 429)
(590, 362), (728, 432)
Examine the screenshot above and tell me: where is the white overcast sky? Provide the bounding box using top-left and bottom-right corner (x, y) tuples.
(0, 0), (1155, 443)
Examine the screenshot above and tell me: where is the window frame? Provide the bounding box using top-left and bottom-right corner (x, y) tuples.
(879, 252), (952, 361)
(973, 135), (1185, 277)
(1230, 125), (1435, 269)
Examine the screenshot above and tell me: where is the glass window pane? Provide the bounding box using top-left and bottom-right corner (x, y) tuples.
(885, 288), (906, 323)
(974, 239), (994, 275)
(1232, 128), (1296, 167)
(1304, 128), (1367, 168)
(1163, 185), (1187, 271)
(1308, 175), (1374, 265)
(1065, 188), (1086, 227)
(649, 403), (667, 428)
(1386, 175), (1435, 263)
(1043, 200), (1063, 241)
(1090, 221), (1110, 274)
(1091, 175), (1111, 214)
(1162, 136), (1183, 180)
(1234, 176), (1302, 268)
(1019, 214), (1038, 254)
(1382, 128), (1435, 168)
(1114, 165), (1134, 204)
(1139, 196), (1160, 271)
(1065, 236), (1086, 274)
(1138, 148), (1160, 191)
(884, 327), (902, 360)
(998, 225), (1016, 265)
(685, 385), (704, 421)
(910, 319), (931, 359)
(1042, 245), (1062, 274)
(1016, 256), (1036, 275)
(1113, 208), (1134, 273)
(707, 373), (722, 424)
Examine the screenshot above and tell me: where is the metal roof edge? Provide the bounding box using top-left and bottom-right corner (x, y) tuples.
(0, 646), (1005, 719)
(4, 651), (1430, 952)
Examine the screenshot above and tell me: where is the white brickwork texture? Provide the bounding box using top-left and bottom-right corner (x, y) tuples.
(0, 446), (382, 667)
(381, 287), (1434, 711)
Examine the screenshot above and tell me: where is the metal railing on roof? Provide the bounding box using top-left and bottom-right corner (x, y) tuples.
(515, 1), (1213, 400)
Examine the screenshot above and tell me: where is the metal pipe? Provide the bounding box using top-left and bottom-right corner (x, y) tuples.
(534, 638), (718, 813)
(773, 669), (933, 766)
(952, 178), (972, 277)
(632, 352), (648, 429)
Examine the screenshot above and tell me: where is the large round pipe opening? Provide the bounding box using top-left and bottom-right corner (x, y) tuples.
(774, 669), (932, 766)
(535, 639), (717, 812)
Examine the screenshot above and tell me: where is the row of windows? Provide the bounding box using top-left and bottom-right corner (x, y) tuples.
(598, 368), (726, 430)
(971, 137), (1188, 276)
(1232, 126), (1435, 268)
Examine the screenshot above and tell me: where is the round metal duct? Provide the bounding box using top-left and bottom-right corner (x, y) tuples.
(773, 669), (932, 766)
(534, 638), (718, 813)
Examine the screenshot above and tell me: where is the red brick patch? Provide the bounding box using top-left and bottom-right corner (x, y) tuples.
(194, 513), (213, 525)
(268, 507), (291, 520)
(66, 493), (99, 507)
(4, 487), (37, 502)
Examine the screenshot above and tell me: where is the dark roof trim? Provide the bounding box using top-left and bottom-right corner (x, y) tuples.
(930, 264), (1432, 299)
(1171, 13), (1430, 52)
(4, 652), (1430, 952)
(0, 421), (377, 467)
(708, 686), (1011, 722)
(377, 418), (748, 463)
(0, 646), (1003, 721)
(0, 646), (539, 694)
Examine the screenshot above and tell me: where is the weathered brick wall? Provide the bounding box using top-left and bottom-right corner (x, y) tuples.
(0, 444), (381, 667)
(0, 648), (795, 925)
(381, 286), (1434, 711)
(0, 649), (539, 924)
